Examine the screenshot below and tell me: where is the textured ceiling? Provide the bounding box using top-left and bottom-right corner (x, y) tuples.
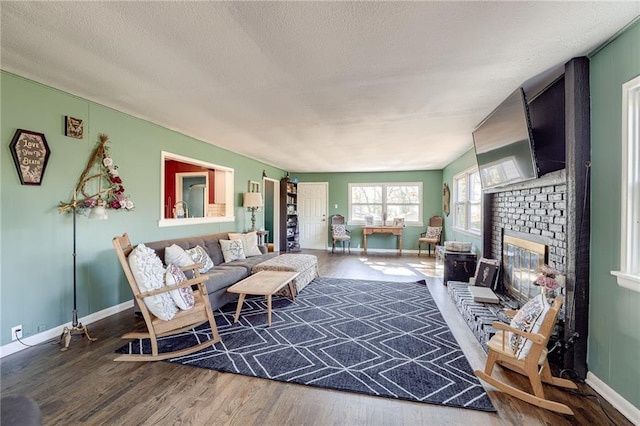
(1, 2), (638, 172)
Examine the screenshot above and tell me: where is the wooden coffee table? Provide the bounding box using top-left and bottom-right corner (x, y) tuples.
(227, 270), (299, 326)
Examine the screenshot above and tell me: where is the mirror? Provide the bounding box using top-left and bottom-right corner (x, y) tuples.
(159, 151), (235, 227)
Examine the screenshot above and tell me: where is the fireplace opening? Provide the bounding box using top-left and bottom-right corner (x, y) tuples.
(502, 235), (547, 305)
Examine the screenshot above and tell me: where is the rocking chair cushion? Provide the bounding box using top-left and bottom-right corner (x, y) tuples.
(165, 264), (195, 310)
(128, 244), (178, 321)
(509, 293), (550, 359)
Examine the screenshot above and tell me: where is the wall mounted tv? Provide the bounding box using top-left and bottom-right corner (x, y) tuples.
(472, 87), (538, 189)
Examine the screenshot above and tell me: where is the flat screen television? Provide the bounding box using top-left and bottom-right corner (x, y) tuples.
(472, 88), (538, 189)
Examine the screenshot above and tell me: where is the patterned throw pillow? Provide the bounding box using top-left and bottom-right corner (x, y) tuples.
(128, 243), (178, 321)
(220, 239), (246, 263)
(165, 264), (195, 310)
(508, 293), (550, 359)
(185, 245), (214, 273)
(228, 232), (262, 257)
(425, 226), (441, 238)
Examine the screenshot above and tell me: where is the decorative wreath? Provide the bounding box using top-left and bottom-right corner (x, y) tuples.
(58, 133), (134, 214)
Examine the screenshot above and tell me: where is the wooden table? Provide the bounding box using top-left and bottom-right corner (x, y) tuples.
(362, 226), (403, 255)
(227, 270), (299, 326)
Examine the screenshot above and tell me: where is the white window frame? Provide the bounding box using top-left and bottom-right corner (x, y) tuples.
(452, 168), (482, 235)
(347, 182), (423, 226)
(611, 75), (640, 293)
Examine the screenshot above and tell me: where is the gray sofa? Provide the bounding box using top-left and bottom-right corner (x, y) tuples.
(144, 232), (278, 310)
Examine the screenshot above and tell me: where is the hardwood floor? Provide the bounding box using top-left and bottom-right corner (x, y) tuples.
(1, 250), (631, 425)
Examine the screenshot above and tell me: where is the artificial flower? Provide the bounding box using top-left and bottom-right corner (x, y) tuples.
(103, 157), (113, 167)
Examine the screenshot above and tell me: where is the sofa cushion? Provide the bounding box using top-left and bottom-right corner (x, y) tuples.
(165, 264), (195, 310)
(185, 245), (214, 273)
(228, 232), (262, 257)
(203, 265), (250, 294)
(220, 239), (246, 263)
(128, 243), (178, 321)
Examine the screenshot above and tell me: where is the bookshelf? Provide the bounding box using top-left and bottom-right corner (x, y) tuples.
(279, 176), (300, 252)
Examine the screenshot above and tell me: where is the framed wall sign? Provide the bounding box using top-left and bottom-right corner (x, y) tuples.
(65, 116), (84, 139)
(9, 129), (51, 185)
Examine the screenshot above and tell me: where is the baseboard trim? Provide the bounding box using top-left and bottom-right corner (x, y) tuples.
(0, 300), (134, 359)
(586, 371), (640, 425)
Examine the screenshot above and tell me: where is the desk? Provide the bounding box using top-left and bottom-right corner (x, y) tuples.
(362, 226), (403, 255)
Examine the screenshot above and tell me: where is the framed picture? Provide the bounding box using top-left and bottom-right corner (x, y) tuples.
(476, 260), (500, 289)
(393, 217), (405, 227)
(9, 129), (51, 185)
(364, 215), (374, 226)
(248, 180), (260, 193)
(65, 116), (84, 139)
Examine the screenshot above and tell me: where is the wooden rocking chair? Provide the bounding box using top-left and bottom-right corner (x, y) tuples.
(474, 296), (577, 415)
(112, 233), (220, 361)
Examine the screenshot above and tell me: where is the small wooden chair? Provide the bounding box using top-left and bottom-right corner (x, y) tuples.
(112, 233), (220, 361)
(418, 215), (443, 256)
(474, 296), (577, 415)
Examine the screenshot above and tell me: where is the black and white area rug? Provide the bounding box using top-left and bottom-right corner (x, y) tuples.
(117, 277), (495, 412)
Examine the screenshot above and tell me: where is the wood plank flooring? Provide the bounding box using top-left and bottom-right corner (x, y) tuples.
(1, 250), (631, 425)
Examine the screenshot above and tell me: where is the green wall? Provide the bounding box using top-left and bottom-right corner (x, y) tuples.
(296, 171), (442, 251)
(441, 148), (483, 256)
(589, 21), (640, 409)
(0, 72), (284, 346)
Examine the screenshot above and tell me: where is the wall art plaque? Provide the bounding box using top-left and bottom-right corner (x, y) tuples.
(9, 129), (51, 185)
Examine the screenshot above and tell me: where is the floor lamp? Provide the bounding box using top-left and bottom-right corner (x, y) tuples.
(59, 199), (105, 351)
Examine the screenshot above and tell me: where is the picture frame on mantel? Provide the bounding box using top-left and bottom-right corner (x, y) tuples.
(9, 129), (51, 185)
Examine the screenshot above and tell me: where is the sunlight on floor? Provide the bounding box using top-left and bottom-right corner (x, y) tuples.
(358, 257), (417, 277)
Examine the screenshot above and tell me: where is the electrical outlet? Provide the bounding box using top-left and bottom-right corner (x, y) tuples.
(11, 325), (22, 341)
(37, 324), (47, 332)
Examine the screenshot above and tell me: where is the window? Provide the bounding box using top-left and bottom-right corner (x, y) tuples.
(348, 182), (422, 226)
(159, 151), (235, 227)
(611, 75), (640, 293)
(453, 168), (481, 234)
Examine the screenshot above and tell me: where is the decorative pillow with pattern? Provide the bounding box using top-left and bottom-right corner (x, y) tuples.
(220, 239), (246, 263)
(425, 226), (441, 238)
(228, 231), (262, 257)
(128, 243), (178, 321)
(165, 263), (195, 310)
(185, 245), (214, 273)
(508, 293), (550, 359)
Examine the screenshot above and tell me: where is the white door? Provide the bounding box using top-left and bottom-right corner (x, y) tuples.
(298, 182), (328, 250)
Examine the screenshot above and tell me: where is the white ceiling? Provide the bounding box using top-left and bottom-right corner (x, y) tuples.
(1, 2), (638, 173)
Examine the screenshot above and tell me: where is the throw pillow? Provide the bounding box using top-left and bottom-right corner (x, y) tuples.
(228, 231), (262, 257)
(185, 245), (214, 273)
(165, 264), (195, 310)
(220, 239), (246, 263)
(128, 243), (178, 321)
(508, 294), (550, 359)
(164, 244), (194, 267)
(425, 226), (441, 238)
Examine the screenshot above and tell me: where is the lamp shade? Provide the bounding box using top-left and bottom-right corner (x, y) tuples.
(243, 192), (263, 208)
(89, 204), (109, 220)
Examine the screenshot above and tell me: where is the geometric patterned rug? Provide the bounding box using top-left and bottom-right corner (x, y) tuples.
(117, 276), (495, 412)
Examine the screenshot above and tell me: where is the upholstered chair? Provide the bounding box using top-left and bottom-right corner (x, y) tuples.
(418, 215), (443, 256)
(331, 214), (351, 253)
